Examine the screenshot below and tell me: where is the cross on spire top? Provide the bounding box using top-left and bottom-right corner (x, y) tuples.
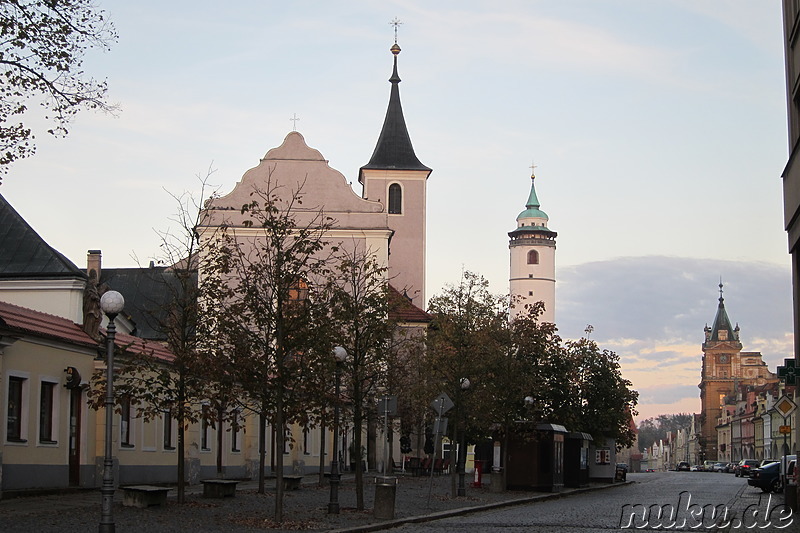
(390, 17), (402, 44)
(530, 161), (537, 178)
(290, 113), (300, 131)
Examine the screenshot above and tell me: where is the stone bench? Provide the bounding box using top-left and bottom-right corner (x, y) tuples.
(282, 475), (303, 491)
(202, 479), (239, 498)
(122, 485), (170, 508)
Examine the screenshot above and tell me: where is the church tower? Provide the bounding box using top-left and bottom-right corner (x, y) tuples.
(508, 170), (557, 322)
(698, 284), (777, 461)
(359, 39), (431, 309)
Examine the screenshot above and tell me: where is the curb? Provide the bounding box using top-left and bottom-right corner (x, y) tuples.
(328, 480), (635, 533)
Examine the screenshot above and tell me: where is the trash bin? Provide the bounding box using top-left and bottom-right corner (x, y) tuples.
(374, 476), (397, 519)
(490, 469), (504, 493)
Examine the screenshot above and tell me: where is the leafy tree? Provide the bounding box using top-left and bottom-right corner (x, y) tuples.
(0, 0), (117, 176)
(483, 301), (566, 486)
(321, 245), (395, 510)
(200, 177), (333, 522)
(566, 337), (639, 448)
(637, 413), (693, 451)
(426, 270), (507, 497)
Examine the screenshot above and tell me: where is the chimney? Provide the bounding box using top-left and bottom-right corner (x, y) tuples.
(87, 250), (102, 280)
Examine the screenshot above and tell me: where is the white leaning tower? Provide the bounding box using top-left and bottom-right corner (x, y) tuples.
(508, 170), (557, 323)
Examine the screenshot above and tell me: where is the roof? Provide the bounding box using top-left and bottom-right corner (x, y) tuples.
(517, 176), (549, 222)
(360, 43), (431, 177)
(707, 283), (738, 343)
(0, 193), (86, 279)
(100, 266), (196, 341)
(0, 299), (97, 349)
(0, 299), (174, 362)
(389, 285), (432, 323)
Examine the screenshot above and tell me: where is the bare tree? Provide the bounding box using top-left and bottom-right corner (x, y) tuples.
(0, 0), (117, 176)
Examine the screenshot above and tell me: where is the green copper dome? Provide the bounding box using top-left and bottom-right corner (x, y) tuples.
(517, 176), (549, 221)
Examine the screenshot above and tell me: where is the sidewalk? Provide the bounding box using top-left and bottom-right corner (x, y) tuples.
(0, 472), (631, 532)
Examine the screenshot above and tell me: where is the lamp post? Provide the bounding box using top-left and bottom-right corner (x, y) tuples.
(457, 377), (470, 497)
(99, 290), (124, 533)
(328, 346), (348, 514)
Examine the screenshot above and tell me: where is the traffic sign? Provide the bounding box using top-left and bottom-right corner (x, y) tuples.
(775, 395), (797, 419)
(431, 393), (454, 415)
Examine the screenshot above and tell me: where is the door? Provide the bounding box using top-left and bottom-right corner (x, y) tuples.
(68, 388), (82, 486)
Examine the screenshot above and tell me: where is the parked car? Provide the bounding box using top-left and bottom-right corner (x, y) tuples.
(735, 459), (760, 477)
(748, 461), (783, 493)
(690, 465), (700, 472)
(726, 462), (738, 473)
(677, 461), (691, 471)
(712, 462), (727, 472)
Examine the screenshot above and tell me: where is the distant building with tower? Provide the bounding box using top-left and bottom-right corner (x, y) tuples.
(698, 284), (777, 461)
(508, 170), (557, 323)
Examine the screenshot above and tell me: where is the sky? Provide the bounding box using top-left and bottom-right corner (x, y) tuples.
(0, 1), (793, 422)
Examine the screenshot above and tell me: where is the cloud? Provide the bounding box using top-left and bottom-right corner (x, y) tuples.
(556, 256), (794, 421)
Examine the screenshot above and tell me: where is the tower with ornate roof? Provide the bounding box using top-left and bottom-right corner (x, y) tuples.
(698, 284), (777, 461)
(508, 171), (557, 322)
(359, 39), (431, 309)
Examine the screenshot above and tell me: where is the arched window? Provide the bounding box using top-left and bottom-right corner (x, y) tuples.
(527, 250), (539, 265)
(388, 183), (402, 214)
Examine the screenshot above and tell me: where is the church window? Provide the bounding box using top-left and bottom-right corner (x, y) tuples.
(527, 250), (539, 264)
(528, 291), (533, 296)
(388, 183), (402, 214)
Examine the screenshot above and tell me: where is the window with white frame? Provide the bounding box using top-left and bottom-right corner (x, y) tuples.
(6, 375), (27, 442)
(120, 396), (133, 448)
(39, 381), (57, 444)
(201, 405), (211, 451)
(163, 409), (174, 450)
(231, 410), (240, 453)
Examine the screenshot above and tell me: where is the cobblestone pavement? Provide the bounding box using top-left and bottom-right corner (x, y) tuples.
(0, 473), (629, 532)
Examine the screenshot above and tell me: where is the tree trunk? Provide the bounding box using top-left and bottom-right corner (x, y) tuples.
(318, 419), (326, 486)
(177, 375), (186, 503)
(354, 389), (364, 510)
(216, 405), (224, 477)
(258, 410), (266, 494)
(275, 396), (285, 522)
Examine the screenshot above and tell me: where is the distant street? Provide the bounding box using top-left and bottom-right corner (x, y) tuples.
(391, 471), (795, 532)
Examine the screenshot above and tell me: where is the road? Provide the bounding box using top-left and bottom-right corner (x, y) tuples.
(391, 471), (797, 532)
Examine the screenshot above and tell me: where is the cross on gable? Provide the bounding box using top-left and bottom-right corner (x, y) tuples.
(777, 358), (797, 385)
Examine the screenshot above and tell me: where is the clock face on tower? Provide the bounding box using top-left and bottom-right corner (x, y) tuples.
(719, 355), (729, 363)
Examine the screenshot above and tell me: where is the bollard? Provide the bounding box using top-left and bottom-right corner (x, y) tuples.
(374, 476), (397, 519)
(489, 470), (504, 493)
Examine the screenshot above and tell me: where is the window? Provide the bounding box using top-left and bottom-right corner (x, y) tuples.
(303, 427), (310, 455)
(527, 250), (539, 264)
(201, 406), (211, 451)
(231, 410), (240, 453)
(39, 381), (56, 443)
(528, 291), (533, 296)
(388, 183), (402, 214)
(163, 409), (174, 450)
(120, 397), (133, 447)
(7, 376), (25, 442)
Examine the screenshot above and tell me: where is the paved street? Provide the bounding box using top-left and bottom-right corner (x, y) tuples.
(390, 471), (799, 532)
(1, 471), (797, 532)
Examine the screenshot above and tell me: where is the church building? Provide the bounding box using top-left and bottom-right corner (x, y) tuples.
(698, 284), (777, 461)
(508, 170), (557, 323)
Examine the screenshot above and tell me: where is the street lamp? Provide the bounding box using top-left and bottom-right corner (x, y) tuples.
(457, 377), (471, 497)
(99, 290), (124, 533)
(328, 346), (348, 514)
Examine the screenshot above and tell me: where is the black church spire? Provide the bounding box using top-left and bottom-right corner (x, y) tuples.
(360, 41), (430, 177)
